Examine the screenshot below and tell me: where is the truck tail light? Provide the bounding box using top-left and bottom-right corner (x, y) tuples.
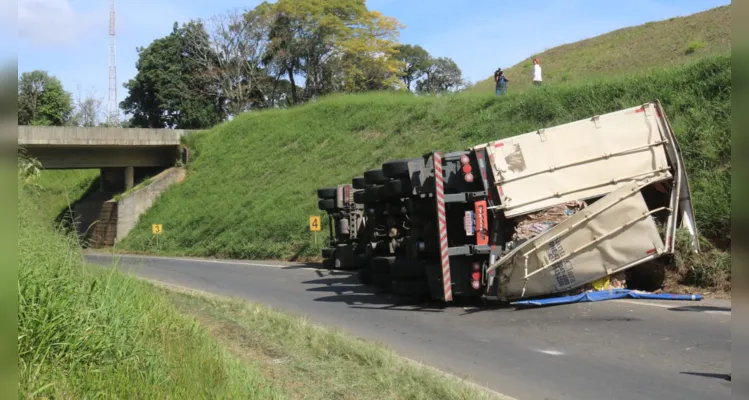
(460, 155), (470, 164)
(464, 173), (474, 182)
(471, 272), (481, 281)
(471, 280), (481, 290)
(472, 262), (480, 271)
(462, 164), (472, 174)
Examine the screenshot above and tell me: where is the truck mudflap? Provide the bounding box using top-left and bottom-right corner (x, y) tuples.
(488, 177), (671, 301)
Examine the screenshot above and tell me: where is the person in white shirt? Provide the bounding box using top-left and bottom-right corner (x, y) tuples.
(532, 58), (542, 86)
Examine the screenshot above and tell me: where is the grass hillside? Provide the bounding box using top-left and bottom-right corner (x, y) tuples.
(116, 55), (731, 291)
(472, 5), (731, 92)
(19, 176), (491, 399)
(19, 178), (277, 398)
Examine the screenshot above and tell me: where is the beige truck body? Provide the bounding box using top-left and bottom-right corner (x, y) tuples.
(477, 101), (699, 300)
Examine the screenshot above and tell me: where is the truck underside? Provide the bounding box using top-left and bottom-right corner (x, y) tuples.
(316, 100), (700, 303)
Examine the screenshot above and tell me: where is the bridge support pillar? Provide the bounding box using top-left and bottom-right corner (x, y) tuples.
(125, 166), (134, 191)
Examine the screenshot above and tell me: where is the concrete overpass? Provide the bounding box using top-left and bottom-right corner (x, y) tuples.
(18, 125), (198, 248)
(18, 125), (192, 191)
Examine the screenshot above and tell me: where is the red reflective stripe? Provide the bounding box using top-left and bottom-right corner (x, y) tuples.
(635, 107), (645, 113)
(646, 248), (657, 255)
(497, 186), (505, 196)
(494, 142), (504, 148)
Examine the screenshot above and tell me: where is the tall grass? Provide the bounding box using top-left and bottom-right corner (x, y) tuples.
(18, 180), (279, 398)
(471, 5), (730, 92)
(118, 56), (730, 278)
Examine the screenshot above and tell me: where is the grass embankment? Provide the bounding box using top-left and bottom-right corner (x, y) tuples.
(472, 5), (730, 93)
(18, 178), (490, 399)
(29, 169), (99, 223)
(117, 55), (731, 292)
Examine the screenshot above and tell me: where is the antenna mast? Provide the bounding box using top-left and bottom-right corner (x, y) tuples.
(107, 0), (119, 127)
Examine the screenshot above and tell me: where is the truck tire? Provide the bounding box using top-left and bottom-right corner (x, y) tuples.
(371, 256), (395, 275)
(356, 253), (373, 284)
(322, 258), (335, 269)
(383, 178), (412, 199)
(372, 273), (391, 291)
(321, 247), (335, 259)
(365, 185), (382, 203)
(317, 187), (337, 199)
(364, 169), (388, 185)
(391, 279), (429, 297)
(318, 198), (336, 211)
(382, 159), (411, 178)
(352, 176), (366, 190)
(389, 259), (425, 279)
(358, 268), (373, 285)
(353, 191), (367, 204)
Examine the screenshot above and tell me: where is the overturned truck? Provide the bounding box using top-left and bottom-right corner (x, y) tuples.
(316, 101), (700, 302)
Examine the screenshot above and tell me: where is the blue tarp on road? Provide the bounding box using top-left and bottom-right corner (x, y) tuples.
(512, 289), (702, 307)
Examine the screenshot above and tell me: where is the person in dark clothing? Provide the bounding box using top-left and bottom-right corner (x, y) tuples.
(494, 68), (509, 95)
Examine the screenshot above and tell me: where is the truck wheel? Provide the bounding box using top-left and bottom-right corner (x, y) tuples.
(371, 256), (395, 275)
(317, 187), (337, 199)
(382, 159), (411, 178)
(389, 259), (425, 279)
(318, 198), (335, 211)
(364, 169), (388, 185)
(358, 268), (373, 285)
(356, 253), (373, 284)
(372, 273), (391, 291)
(383, 178), (412, 199)
(352, 176), (366, 190)
(353, 191), (367, 204)
(365, 185), (382, 203)
(322, 258), (335, 269)
(390, 279), (429, 297)
(321, 247), (335, 259)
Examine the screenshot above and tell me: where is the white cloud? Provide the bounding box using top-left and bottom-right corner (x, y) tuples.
(18, 0), (106, 47)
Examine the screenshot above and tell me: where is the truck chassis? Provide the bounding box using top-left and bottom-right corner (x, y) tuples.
(317, 100), (700, 303)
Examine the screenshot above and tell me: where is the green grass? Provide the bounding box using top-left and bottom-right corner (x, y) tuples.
(165, 286), (492, 400)
(30, 169), (100, 223)
(18, 179), (279, 398)
(18, 176), (494, 399)
(472, 5), (730, 93)
(116, 55), (730, 290)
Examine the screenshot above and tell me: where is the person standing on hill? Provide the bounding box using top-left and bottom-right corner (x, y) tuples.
(532, 58), (543, 86)
(494, 68), (509, 95)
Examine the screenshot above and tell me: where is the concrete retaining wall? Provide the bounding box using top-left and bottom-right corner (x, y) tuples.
(116, 167), (186, 241)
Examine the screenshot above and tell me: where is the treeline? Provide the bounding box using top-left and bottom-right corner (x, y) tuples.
(120, 0), (467, 129)
(17, 0), (467, 130)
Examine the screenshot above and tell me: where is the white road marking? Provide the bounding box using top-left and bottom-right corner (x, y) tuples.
(537, 350), (564, 356)
(615, 299), (731, 315)
(86, 252), (323, 271)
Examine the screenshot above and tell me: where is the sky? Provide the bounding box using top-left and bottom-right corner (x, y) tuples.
(16, 0), (730, 118)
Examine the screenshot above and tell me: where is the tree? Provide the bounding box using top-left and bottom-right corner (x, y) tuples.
(70, 86), (103, 127)
(18, 70), (73, 126)
(393, 44), (431, 92)
(259, 0), (405, 102)
(416, 57), (465, 93)
(185, 9), (275, 116)
(120, 22), (225, 129)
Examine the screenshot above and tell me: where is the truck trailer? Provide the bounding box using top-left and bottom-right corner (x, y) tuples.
(316, 101), (700, 302)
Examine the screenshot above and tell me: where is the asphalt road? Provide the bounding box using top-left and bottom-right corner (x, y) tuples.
(85, 253), (732, 400)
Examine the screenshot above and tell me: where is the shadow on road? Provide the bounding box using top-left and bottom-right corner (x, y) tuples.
(297, 270), (447, 312)
(681, 372), (731, 381)
(669, 305), (731, 313)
